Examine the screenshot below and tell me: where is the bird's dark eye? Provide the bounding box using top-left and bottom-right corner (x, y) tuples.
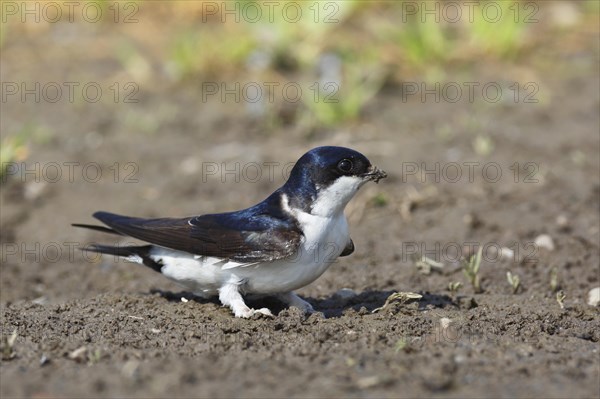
(337, 159), (353, 173)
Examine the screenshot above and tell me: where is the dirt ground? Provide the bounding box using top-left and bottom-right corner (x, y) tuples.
(1, 4), (599, 399)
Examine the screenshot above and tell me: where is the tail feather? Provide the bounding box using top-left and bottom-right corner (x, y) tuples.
(85, 244), (163, 273)
(74, 214), (163, 273)
(72, 223), (123, 235)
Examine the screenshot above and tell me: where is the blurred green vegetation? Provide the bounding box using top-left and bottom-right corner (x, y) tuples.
(0, 128), (31, 180)
(302, 49), (386, 128)
(139, 0), (592, 130)
(1, 0), (598, 149)
(168, 27), (256, 80)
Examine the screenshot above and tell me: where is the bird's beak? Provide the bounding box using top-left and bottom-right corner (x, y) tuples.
(362, 165), (387, 183)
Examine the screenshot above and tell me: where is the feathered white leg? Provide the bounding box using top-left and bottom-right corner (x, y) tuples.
(219, 283), (273, 318)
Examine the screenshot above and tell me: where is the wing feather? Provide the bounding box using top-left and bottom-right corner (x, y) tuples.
(92, 202), (302, 263)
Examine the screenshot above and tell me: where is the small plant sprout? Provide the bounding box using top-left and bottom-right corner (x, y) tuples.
(395, 337), (408, 353)
(550, 267), (560, 292)
(88, 348), (102, 365)
(463, 246), (483, 293)
(372, 193), (388, 207)
(448, 281), (463, 295)
(556, 291), (566, 309)
(506, 271), (521, 294)
(413, 255), (444, 275)
(372, 292), (422, 313)
(1, 330), (17, 360)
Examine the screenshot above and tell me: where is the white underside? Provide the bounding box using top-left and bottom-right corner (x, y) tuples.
(147, 210), (349, 296)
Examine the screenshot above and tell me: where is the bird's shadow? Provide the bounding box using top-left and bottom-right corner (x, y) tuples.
(149, 289), (456, 318)
(308, 290), (455, 317)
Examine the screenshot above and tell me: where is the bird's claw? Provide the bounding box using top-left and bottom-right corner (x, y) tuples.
(236, 307), (274, 318)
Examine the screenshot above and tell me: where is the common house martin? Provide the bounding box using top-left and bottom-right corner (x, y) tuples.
(74, 146), (387, 317)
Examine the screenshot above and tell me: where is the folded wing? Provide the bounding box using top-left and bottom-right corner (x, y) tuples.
(92, 207), (303, 263)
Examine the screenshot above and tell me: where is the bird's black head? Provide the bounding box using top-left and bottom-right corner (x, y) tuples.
(281, 146), (387, 215)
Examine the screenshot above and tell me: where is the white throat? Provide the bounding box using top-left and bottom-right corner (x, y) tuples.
(310, 176), (365, 217)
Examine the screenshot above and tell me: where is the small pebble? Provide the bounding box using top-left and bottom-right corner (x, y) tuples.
(454, 354), (466, 364)
(180, 156), (200, 175)
(440, 317), (452, 329)
(500, 247), (515, 261)
(24, 182), (47, 201)
(68, 346), (87, 362)
(555, 214), (569, 228)
(535, 234), (555, 251)
(549, 2), (580, 28)
(356, 376), (381, 389)
(32, 296), (48, 306)
(587, 287), (600, 307)
(40, 354), (50, 366)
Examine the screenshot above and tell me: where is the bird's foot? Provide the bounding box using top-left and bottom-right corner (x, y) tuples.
(235, 306), (274, 318)
(219, 283), (274, 318)
(278, 292), (315, 314)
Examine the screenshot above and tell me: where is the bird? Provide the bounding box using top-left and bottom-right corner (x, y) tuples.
(73, 146), (387, 318)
